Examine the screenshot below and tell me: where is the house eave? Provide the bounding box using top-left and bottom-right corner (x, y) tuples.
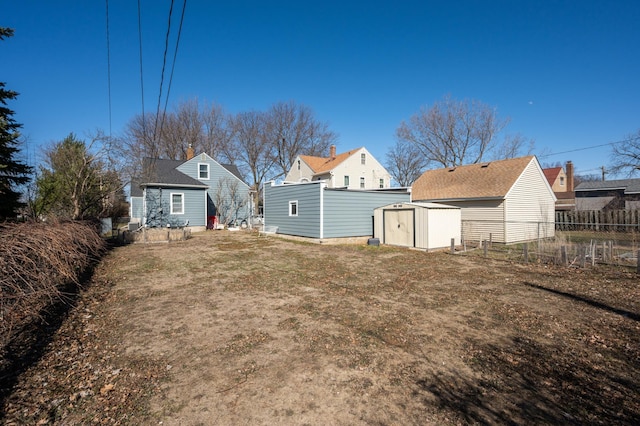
(141, 182), (208, 189)
(415, 195), (505, 203)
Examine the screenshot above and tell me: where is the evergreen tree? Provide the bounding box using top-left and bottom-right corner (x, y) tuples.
(0, 27), (31, 219)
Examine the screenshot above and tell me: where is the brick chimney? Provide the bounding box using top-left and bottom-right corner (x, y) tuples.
(329, 145), (336, 160)
(566, 161), (574, 192)
(186, 143), (195, 160)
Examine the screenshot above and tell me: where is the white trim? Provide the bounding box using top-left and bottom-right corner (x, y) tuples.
(319, 182), (325, 238)
(198, 162), (210, 180)
(170, 192), (185, 214)
(289, 200), (298, 216)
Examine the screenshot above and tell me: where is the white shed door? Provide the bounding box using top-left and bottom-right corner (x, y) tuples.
(384, 209), (414, 247)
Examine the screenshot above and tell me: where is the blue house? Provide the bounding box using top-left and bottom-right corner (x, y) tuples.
(263, 180), (411, 239)
(130, 152), (251, 231)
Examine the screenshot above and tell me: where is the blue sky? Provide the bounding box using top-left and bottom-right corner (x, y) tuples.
(4, 0), (640, 179)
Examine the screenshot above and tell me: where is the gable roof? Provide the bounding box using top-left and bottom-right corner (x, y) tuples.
(140, 158), (208, 188)
(575, 178), (640, 194)
(220, 163), (244, 182)
(300, 147), (364, 174)
(412, 156), (536, 201)
(543, 167), (562, 186)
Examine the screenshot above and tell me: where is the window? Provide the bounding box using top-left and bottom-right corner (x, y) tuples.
(297, 159), (301, 170)
(170, 193), (184, 214)
(289, 200), (298, 216)
(379, 178), (384, 188)
(344, 176), (350, 187)
(361, 153), (366, 164)
(560, 176), (565, 186)
(198, 163), (209, 180)
(360, 177), (365, 188)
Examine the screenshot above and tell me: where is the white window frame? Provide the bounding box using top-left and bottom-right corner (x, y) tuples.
(289, 200), (298, 217)
(360, 177), (365, 189)
(198, 163), (210, 180)
(344, 175), (350, 187)
(361, 153), (366, 164)
(170, 192), (184, 214)
(379, 178), (384, 188)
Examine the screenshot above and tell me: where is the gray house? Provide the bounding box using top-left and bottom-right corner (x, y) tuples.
(130, 152), (250, 231)
(575, 179), (640, 210)
(263, 180), (411, 239)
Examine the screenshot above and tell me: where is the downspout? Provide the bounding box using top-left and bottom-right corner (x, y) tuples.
(319, 181), (325, 238)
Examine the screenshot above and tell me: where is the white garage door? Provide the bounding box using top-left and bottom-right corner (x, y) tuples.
(384, 209), (414, 247)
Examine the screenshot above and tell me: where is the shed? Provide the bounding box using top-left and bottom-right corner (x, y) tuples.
(374, 202), (461, 250)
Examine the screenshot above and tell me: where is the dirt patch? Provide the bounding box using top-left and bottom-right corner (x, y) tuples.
(2, 230), (639, 424)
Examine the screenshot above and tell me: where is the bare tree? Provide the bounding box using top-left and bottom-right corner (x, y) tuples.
(610, 129), (640, 177)
(230, 111), (276, 192)
(385, 138), (428, 187)
(396, 95), (527, 168)
(265, 101), (338, 178)
(201, 101), (235, 163)
(213, 177), (248, 225)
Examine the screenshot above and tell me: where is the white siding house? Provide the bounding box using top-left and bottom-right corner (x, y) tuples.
(284, 145), (391, 190)
(411, 156), (556, 244)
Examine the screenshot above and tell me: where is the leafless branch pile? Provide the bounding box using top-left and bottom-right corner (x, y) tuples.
(0, 221), (105, 349)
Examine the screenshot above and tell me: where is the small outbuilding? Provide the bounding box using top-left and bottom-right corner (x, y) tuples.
(373, 202), (461, 250)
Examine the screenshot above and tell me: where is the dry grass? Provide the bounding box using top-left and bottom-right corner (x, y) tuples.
(2, 230), (639, 425)
(0, 221), (105, 349)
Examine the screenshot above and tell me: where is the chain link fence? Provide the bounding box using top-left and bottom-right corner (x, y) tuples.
(457, 219), (640, 272)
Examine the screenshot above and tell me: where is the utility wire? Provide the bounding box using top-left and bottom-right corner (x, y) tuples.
(538, 136), (637, 159)
(153, 0), (175, 144)
(158, 0), (187, 139)
(105, 0), (112, 138)
(137, 0), (147, 144)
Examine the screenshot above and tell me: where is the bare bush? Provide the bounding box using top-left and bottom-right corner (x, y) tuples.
(0, 221), (105, 350)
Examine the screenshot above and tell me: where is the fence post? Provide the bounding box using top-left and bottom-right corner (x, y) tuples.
(523, 243), (528, 263)
(451, 238), (455, 255)
(483, 240), (488, 257)
(561, 245), (567, 265)
(637, 250), (640, 274)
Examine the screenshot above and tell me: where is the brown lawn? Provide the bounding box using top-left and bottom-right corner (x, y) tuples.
(2, 230), (639, 425)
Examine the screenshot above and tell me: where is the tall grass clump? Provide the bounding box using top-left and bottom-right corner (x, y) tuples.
(0, 221), (105, 350)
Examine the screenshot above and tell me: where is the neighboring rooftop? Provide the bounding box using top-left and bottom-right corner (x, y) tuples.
(412, 156), (536, 200)
(575, 178), (640, 194)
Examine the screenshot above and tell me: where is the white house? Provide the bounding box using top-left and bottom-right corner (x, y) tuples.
(284, 145), (391, 190)
(411, 156), (556, 244)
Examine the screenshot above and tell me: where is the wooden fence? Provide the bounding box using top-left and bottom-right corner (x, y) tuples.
(556, 210), (640, 231)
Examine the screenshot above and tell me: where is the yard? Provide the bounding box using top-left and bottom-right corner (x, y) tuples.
(2, 230), (639, 425)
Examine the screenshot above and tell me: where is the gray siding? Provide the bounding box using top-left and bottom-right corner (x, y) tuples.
(323, 190), (410, 238)
(264, 182), (410, 238)
(264, 182), (322, 237)
(144, 187), (206, 227)
(130, 196), (143, 221)
(177, 153), (251, 222)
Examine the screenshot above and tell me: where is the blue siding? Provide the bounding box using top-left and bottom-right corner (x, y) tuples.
(264, 182), (322, 237)
(130, 196), (143, 220)
(144, 187), (206, 227)
(264, 182), (410, 238)
(323, 190), (411, 237)
(177, 153), (251, 222)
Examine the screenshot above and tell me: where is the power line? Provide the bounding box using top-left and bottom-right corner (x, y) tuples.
(105, 0), (112, 138)
(153, 0), (175, 143)
(538, 136), (638, 159)
(137, 0), (147, 143)
(159, 0), (187, 139)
